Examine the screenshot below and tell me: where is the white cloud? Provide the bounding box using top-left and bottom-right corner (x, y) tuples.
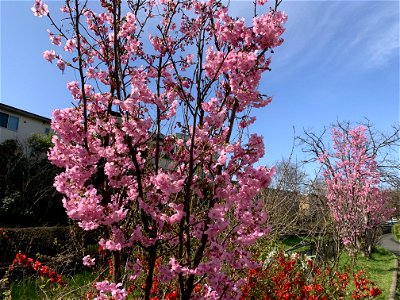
(271, 1), (399, 75)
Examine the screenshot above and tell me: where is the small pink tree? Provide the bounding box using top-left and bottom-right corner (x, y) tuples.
(32, 0), (286, 299)
(318, 126), (392, 256)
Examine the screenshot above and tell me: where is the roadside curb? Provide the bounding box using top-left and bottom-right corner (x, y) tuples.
(389, 256), (398, 300)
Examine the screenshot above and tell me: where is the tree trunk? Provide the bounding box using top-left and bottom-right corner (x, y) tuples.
(112, 250), (122, 283)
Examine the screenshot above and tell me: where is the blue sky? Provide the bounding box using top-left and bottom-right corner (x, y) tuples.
(1, 0), (399, 169)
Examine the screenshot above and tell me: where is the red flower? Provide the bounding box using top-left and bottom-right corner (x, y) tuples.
(313, 284), (323, 293)
(166, 291), (178, 300)
(108, 257), (113, 275)
(369, 288), (381, 297)
(33, 261), (42, 271)
(9, 253), (64, 287)
(301, 284), (313, 293)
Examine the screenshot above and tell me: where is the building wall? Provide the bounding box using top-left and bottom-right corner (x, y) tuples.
(0, 107), (51, 145)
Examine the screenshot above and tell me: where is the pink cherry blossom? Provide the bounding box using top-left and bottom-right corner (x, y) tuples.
(31, 0), (48, 17)
(95, 281), (127, 300)
(42, 50), (56, 63)
(82, 255), (95, 267)
(47, 30), (62, 46)
(64, 39), (76, 52)
(56, 59), (65, 72)
(66, 81), (81, 100)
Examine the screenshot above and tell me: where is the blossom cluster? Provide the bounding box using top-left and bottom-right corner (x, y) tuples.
(31, 0), (48, 17)
(83, 255), (96, 267)
(94, 280), (128, 300)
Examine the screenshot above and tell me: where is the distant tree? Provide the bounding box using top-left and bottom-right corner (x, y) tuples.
(259, 159), (307, 237)
(0, 140), (27, 222)
(385, 189), (400, 218)
(28, 133), (53, 157)
(0, 136), (67, 226)
(300, 120), (400, 188)
(313, 126), (393, 256)
(271, 159), (307, 192)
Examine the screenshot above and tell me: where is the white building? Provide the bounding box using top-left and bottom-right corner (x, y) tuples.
(0, 103), (51, 145)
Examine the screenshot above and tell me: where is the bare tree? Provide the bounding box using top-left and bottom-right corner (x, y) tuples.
(258, 159), (307, 238)
(271, 159), (307, 193)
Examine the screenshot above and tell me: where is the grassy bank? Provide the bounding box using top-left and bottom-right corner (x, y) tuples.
(392, 223), (400, 242)
(338, 246), (395, 299)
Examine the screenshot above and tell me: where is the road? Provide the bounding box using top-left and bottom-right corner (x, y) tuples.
(379, 233), (400, 256)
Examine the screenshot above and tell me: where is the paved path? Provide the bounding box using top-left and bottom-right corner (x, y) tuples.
(379, 233), (400, 256)
(379, 234), (399, 300)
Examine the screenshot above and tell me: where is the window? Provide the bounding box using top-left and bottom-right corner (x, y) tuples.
(0, 112), (19, 131)
(45, 127), (50, 134)
(0, 113), (7, 128)
(8, 116), (19, 130)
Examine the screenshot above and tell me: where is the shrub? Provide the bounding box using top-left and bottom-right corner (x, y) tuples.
(392, 223), (400, 242)
(0, 226), (100, 276)
(0, 138), (67, 227)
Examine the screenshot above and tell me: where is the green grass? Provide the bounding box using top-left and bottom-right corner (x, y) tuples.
(8, 279), (39, 300)
(281, 235), (305, 248)
(258, 235), (310, 250)
(254, 235), (311, 261)
(280, 235), (315, 254)
(7, 270), (97, 300)
(338, 246), (395, 299)
(397, 268), (400, 300)
(392, 223), (400, 242)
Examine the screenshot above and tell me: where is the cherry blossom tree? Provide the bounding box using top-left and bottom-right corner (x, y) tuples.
(317, 126), (393, 256)
(32, 0), (287, 299)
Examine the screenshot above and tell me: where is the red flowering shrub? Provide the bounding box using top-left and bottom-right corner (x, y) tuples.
(9, 253), (64, 286)
(240, 250), (381, 300)
(351, 270), (382, 299)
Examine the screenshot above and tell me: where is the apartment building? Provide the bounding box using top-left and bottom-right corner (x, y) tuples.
(0, 103), (51, 144)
